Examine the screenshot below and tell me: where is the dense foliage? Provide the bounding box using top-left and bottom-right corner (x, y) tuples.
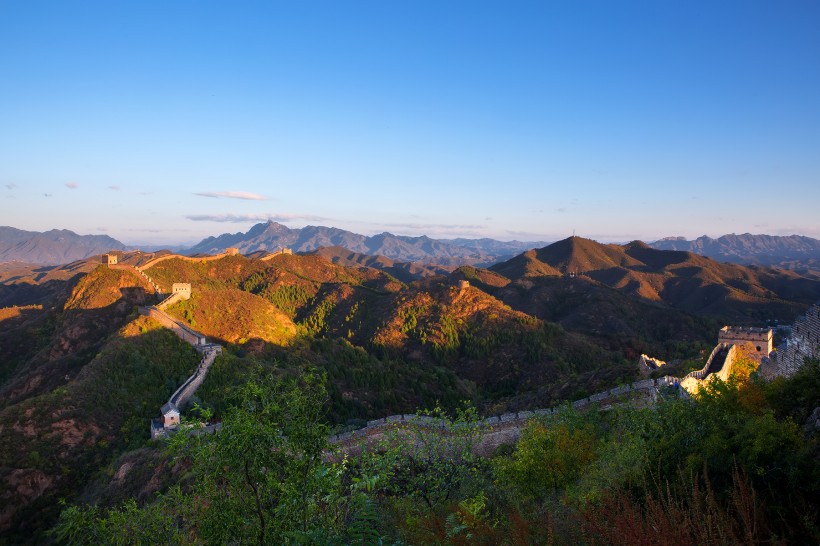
(54, 362), (819, 545)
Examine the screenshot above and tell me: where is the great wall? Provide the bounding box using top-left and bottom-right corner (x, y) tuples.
(328, 376), (681, 456)
(102, 250), (820, 449)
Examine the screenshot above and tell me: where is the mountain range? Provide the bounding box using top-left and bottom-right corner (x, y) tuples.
(3, 223), (820, 272)
(652, 233), (820, 265)
(187, 221), (546, 266)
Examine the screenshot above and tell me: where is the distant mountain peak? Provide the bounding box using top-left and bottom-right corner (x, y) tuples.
(0, 227), (127, 265)
(186, 223), (547, 267)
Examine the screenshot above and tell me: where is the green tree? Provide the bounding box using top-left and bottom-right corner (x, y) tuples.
(494, 409), (598, 504)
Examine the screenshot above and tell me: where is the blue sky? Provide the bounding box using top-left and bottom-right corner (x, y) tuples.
(1, 1), (819, 245)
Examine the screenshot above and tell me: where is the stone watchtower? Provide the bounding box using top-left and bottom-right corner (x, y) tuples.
(172, 283), (192, 300)
(225, 247), (240, 256)
(718, 326), (773, 359)
(161, 402), (180, 427)
(104, 254), (118, 266)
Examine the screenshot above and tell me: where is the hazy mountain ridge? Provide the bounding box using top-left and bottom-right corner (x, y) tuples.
(0, 227), (126, 265)
(6, 223), (819, 272)
(650, 233), (820, 267)
(186, 221), (542, 266)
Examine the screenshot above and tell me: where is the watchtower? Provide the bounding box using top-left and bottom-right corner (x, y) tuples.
(161, 402), (180, 427)
(104, 254), (118, 266)
(172, 283), (192, 300)
(225, 247), (240, 256)
(718, 326), (773, 359)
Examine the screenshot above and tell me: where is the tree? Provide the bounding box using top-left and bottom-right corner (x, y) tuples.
(494, 408), (598, 504)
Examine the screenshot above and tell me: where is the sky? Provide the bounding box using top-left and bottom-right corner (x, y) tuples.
(1, 1), (819, 245)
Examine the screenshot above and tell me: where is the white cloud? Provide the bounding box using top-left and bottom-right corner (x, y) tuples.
(193, 191), (268, 201)
(108, 185), (120, 190)
(65, 181), (78, 189)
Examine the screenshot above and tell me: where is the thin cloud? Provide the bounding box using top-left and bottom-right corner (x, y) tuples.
(65, 181), (78, 189)
(5, 183), (17, 190)
(186, 213), (331, 223)
(125, 228), (192, 233)
(43, 193), (52, 197)
(505, 229), (552, 240)
(108, 185), (121, 190)
(383, 222), (486, 231)
(193, 191), (268, 201)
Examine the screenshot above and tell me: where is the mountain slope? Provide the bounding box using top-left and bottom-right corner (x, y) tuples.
(0, 227), (126, 265)
(310, 246), (452, 282)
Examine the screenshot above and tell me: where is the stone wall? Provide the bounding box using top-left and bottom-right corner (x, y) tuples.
(156, 292), (183, 310)
(638, 354), (666, 376)
(763, 303), (820, 378)
(260, 248), (293, 261)
(680, 343), (741, 393)
(169, 346), (221, 410)
(328, 376), (680, 455)
(139, 306), (206, 346)
(138, 250), (241, 271)
(109, 264), (164, 294)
